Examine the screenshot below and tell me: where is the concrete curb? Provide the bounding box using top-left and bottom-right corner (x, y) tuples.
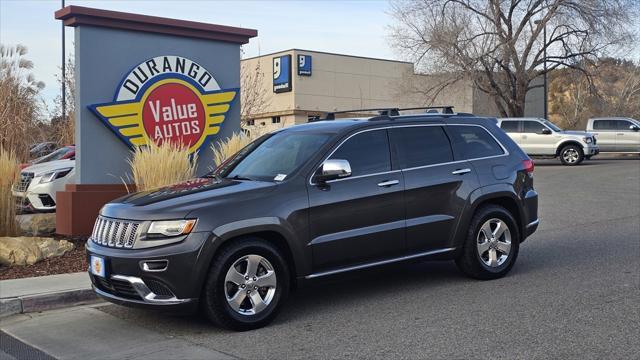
(1, 289), (99, 318)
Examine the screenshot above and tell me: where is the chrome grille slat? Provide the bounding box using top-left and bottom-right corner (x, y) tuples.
(108, 222), (120, 247)
(90, 216), (140, 249)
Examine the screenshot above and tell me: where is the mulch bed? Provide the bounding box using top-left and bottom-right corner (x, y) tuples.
(0, 236), (88, 281)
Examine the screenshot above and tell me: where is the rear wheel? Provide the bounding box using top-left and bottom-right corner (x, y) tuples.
(201, 238), (289, 331)
(455, 205), (520, 280)
(559, 145), (584, 165)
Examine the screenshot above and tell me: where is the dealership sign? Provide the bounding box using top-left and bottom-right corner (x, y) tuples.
(297, 55), (312, 76)
(273, 55), (292, 93)
(89, 55), (238, 155)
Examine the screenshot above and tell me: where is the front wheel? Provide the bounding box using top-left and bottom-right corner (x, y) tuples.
(559, 145), (584, 165)
(201, 238), (289, 331)
(455, 205), (520, 280)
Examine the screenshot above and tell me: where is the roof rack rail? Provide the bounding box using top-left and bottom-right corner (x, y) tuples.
(321, 108), (400, 121)
(308, 105), (459, 122)
(397, 106), (455, 114)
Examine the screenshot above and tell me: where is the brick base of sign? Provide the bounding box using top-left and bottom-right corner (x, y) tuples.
(56, 184), (134, 236)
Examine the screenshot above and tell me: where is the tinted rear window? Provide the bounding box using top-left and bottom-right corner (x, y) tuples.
(446, 125), (504, 160)
(500, 121), (520, 132)
(329, 129), (391, 176)
(389, 126), (453, 169)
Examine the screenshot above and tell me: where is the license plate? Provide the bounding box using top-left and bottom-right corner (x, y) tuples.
(90, 255), (106, 278)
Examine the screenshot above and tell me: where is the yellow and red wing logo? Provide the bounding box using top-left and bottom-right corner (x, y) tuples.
(89, 56), (237, 155)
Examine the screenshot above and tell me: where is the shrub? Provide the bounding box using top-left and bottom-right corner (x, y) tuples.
(127, 142), (197, 192)
(0, 147), (19, 236)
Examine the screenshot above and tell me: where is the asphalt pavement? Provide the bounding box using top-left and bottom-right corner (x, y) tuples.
(2, 157), (639, 359)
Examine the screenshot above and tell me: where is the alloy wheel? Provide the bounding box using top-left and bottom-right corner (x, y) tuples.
(476, 218), (512, 267)
(224, 254), (277, 315)
(562, 148), (580, 164)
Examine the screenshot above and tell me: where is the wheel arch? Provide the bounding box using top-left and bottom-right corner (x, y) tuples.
(555, 140), (584, 157)
(457, 187), (524, 248)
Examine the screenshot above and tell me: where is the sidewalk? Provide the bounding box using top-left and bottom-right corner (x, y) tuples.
(0, 272), (98, 318)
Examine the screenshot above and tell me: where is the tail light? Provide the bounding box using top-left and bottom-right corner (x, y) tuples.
(522, 159), (534, 173)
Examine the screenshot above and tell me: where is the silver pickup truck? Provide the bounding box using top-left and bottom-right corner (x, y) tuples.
(497, 117), (599, 165)
(586, 117), (640, 153)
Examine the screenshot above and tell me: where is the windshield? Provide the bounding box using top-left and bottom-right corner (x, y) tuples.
(33, 147), (72, 164)
(543, 120), (562, 132)
(218, 132), (331, 182)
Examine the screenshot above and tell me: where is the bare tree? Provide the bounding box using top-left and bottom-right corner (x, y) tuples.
(389, 0), (638, 117)
(240, 58), (270, 123)
(50, 56), (76, 146)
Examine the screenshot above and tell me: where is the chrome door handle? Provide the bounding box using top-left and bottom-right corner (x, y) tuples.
(377, 180), (399, 187)
(452, 168), (471, 175)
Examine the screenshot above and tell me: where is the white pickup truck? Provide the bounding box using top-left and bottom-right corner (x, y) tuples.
(586, 117), (640, 153)
(497, 117), (599, 165)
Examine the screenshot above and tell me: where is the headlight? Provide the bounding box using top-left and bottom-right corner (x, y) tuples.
(146, 219), (196, 238)
(583, 137), (592, 144)
(39, 168), (73, 184)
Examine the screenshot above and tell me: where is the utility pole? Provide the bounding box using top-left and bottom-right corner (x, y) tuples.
(535, 19), (548, 119)
(61, 0), (66, 124)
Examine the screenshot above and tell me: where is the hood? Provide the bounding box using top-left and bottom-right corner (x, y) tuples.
(100, 177), (277, 220)
(559, 130), (593, 137)
(21, 159), (75, 175)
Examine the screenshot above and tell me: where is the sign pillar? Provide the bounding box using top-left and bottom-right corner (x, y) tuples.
(54, 6), (257, 235)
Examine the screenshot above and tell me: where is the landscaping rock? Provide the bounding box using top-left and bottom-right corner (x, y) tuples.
(17, 213), (57, 236)
(0, 237), (75, 266)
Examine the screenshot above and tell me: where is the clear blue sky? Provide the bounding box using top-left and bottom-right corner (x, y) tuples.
(0, 0), (394, 108)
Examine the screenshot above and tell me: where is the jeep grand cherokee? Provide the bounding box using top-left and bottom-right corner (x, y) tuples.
(87, 108), (539, 331)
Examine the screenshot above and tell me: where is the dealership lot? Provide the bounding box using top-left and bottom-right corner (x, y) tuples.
(3, 157), (639, 359)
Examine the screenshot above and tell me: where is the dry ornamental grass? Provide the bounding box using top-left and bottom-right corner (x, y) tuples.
(0, 147), (19, 236)
(212, 131), (259, 167)
(127, 142), (197, 192)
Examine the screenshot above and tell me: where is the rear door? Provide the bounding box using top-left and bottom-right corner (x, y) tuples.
(498, 120), (522, 146)
(307, 128), (406, 271)
(591, 119), (617, 152)
(615, 120), (640, 152)
(389, 125), (478, 253)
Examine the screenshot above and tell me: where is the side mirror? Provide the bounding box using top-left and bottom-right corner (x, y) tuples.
(630, 125), (639, 132)
(540, 128), (552, 135)
(315, 159), (352, 183)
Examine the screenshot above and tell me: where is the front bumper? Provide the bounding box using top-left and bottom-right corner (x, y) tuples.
(11, 176), (67, 211)
(583, 144), (600, 156)
(86, 231), (214, 308)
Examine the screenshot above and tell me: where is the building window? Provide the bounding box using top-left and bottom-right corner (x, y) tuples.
(246, 119), (255, 126)
(271, 116), (281, 124)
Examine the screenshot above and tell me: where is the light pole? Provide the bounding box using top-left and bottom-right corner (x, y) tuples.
(535, 19), (548, 119)
(61, 0), (66, 124)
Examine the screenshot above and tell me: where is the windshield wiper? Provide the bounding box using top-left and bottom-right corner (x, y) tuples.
(228, 175), (254, 181)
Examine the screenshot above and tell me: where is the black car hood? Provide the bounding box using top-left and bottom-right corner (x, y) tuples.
(100, 177), (277, 220)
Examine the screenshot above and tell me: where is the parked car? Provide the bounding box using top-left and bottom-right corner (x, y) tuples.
(586, 117), (640, 153)
(29, 142), (57, 158)
(87, 109), (539, 331)
(497, 117), (599, 165)
(12, 158), (75, 212)
(20, 145), (75, 170)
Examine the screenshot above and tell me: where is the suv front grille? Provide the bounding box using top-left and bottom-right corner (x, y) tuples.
(91, 216), (140, 249)
(13, 172), (34, 192)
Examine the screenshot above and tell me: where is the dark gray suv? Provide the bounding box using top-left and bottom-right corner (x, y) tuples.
(87, 109), (539, 331)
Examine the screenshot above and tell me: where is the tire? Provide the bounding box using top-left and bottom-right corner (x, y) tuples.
(455, 205), (520, 280)
(585, 155), (592, 160)
(559, 144), (584, 165)
(201, 237), (289, 331)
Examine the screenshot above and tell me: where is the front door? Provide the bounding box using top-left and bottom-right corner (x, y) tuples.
(307, 129), (406, 272)
(521, 120), (556, 155)
(615, 120), (640, 152)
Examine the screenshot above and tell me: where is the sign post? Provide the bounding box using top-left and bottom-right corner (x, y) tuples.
(54, 6), (257, 235)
